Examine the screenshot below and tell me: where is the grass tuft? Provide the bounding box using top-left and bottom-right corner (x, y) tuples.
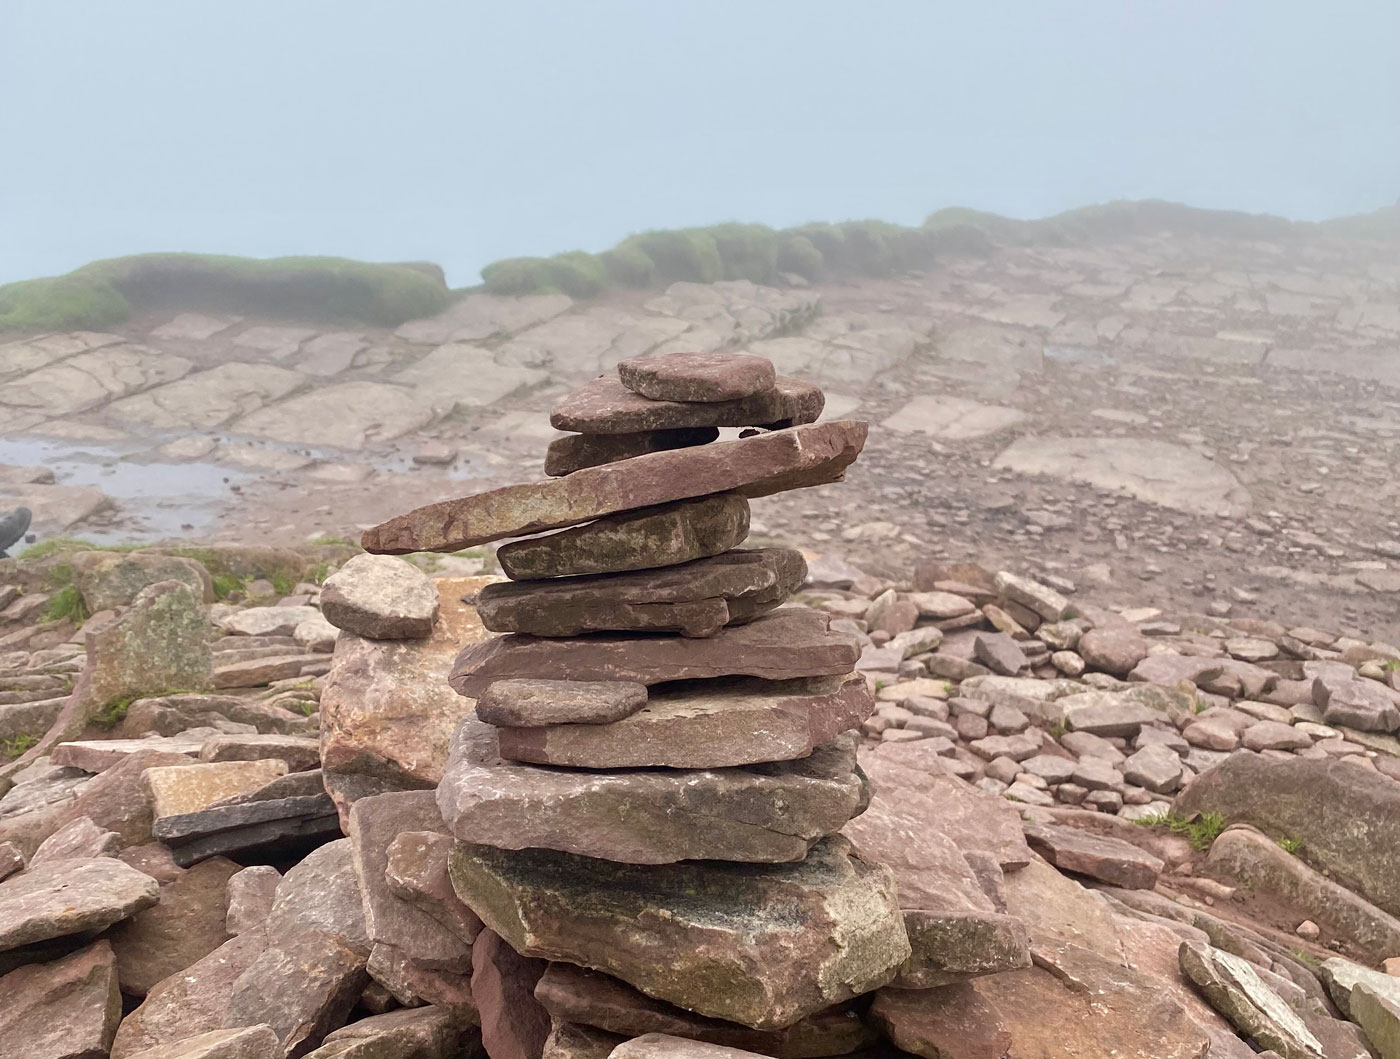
(93, 696), (135, 726)
(1, 733), (38, 759)
(43, 585), (88, 624)
(1134, 809), (1227, 851)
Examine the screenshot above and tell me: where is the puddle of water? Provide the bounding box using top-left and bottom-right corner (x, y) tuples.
(0, 436), (253, 541)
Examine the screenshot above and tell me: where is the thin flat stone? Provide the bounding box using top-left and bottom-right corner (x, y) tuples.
(478, 549), (806, 638)
(362, 421), (865, 554)
(551, 375), (821, 434)
(448, 835), (909, 1030)
(497, 494), (749, 581)
(1023, 822), (1165, 889)
(545, 428), (719, 477)
(496, 674), (874, 769)
(0, 939), (121, 1059)
(617, 353), (778, 403)
(533, 962), (877, 1058)
(348, 791), (473, 972)
(0, 857), (159, 952)
(438, 719), (868, 864)
(451, 608), (861, 698)
(478, 679), (649, 727)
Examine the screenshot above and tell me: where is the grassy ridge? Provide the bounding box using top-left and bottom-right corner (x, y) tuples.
(0, 253), (451, 333)
(475, 198), (1334, 299)
(5, 199), (1396, 333)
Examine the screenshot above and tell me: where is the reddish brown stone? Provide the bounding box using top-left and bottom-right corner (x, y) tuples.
(1023, 822), (1164, 889)
(477, 549), (806, 638)
(451, 608), (860, 698)
(473, 930), (551, 1059)
(533, 963), (877, 1058)
(617, 353), (778, 403)
(497, 494), (749, 582)
(449, 836), (909, 1030)
(496, 674), (874, 769)
(0, 940), (121, 1059)
(477, 680), (649, 728)
(384, 831), (485, 946)
(842, 761), (1029, 989)
(362, 421), (865, 554)
(438, 722), (867, 864)
(871, 956), (1211, 1059)
(545, 428), (719, 477)
(550, 375), (821, 434)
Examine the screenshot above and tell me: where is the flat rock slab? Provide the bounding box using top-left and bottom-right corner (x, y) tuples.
(321, 554), (440, 640)
(439, 720), (867, 864)
(109, 931), (267, 1058)
(478, 679), (649, 728)
(873, 949), (1211, 1059)
(144, 759), (289, 820)
(1178, 940), (1322, 1059)
(452, 608), (860, 698)
(618, 353), (778, 403)
(545, 428), (719, 477)
(478, 549), (806, 638)
(551, 375), (822, 434)
(151, 793), (340, 867)
(883, 394), (1026, 441)
(0, 939), (121, 1059)
(117, 1026), (280, 1059)
(1023, 822), (1164, 889)
(497, 674), (874, 769)
(861, 746), (1033, 871)
(497, 494), (749, 581)
(534, 962), (877, 1058)
(0, 857), (159, 951)
(842, 758), (1030, 989)
(994, 435), (1252, 517)
(348, 790), (473, 971)
(363, 421), (866, 554)
(610, 1035), (774, 1059)
(449, 835), (909, 1030)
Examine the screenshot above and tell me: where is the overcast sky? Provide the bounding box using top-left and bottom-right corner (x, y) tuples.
(3, 0), (1397, 287)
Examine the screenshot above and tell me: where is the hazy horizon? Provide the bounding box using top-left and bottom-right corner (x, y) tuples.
(3, 0), (1397, 287)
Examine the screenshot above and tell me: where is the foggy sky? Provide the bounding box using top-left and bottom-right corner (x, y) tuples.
(3, 0), (1397, 287)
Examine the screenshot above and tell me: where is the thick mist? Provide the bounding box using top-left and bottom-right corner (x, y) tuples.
(2, 0), (1397, 286)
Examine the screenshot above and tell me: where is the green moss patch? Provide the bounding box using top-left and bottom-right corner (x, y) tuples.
(1, 253), (451, 333)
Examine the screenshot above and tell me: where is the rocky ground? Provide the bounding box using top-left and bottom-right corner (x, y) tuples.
(2, 521), (1400, 1054)
(3, 227), (1400, 642)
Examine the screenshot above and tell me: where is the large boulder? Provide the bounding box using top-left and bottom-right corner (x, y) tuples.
(71, 550), (215, 612)
(1175, 753), (1400, 918)
(448, 836), (909, 1030)
(320, 554), (440, 640)
(319, 577), (491, 823)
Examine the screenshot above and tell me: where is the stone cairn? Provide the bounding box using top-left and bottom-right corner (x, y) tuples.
(360, 353), (928, 1054)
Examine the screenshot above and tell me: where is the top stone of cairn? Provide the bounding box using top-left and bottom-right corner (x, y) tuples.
(618, 352), (778, 403)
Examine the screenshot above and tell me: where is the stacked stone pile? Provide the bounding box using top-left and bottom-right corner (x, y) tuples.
(360, 354), (916, 1041)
